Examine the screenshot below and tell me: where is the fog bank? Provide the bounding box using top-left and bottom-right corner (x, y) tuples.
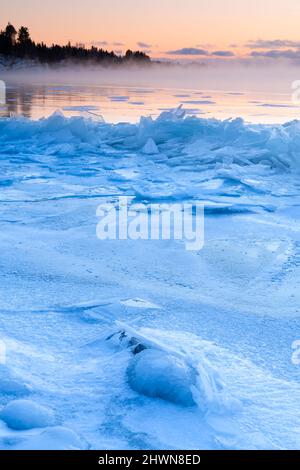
(1, 62), (299, 95)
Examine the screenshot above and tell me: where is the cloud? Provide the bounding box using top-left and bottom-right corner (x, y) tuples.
(165, 47), (234, 57)
(108, 95), (130, 102)
(166, 47), (209, 56)
(250, 49), (300, 59)
(181, 99), (216, 105)
(137, 41), (152, 48)
(90, 40), (108, 47)
(211, 50), (235, 57)
(257, 103), (298, 108)
(113, 42), (124, 46)
(246, 39), (300, 49)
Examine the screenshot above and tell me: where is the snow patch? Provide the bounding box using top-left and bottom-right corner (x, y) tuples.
(0, 400), (56, 430)
(120, 298), (161, 309)
(0, 365), (31, 397)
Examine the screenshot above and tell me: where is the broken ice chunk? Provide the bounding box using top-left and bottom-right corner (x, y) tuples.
(127, 349), (196, 406)
(142, 138), (159, 155)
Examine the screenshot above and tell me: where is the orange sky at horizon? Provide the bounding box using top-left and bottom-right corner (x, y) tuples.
(2, 0), (300, 59)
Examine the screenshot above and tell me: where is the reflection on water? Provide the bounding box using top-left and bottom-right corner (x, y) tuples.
(2, 85), (34, 118)
(1, 82), (300, 123)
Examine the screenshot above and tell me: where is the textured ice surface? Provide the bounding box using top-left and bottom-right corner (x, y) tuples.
(10, 426), (85, 450)
(1, 108), (300, 449)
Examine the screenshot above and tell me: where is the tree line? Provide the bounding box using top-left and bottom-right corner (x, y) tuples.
(0, 23), (151, 65)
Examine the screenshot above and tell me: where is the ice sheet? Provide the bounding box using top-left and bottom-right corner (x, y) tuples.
(0, 108), (300, 449)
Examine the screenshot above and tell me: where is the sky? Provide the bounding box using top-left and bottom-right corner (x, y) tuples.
(2, 0), (300, 60)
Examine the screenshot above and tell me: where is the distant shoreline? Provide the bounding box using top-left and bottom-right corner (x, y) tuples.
(0, 53), (155, 71)
(0, 54), (208, 73)
(0, 22), (152, 68)
(0, 54), (159, 72)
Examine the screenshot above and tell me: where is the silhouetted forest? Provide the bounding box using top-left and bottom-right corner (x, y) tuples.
(0, 23), (151, 65)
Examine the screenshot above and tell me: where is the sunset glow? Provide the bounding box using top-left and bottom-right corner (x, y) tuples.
(2, 0), (300, 59)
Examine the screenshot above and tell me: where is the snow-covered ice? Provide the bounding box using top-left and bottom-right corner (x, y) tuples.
(0, 399), (55, 430)
(0, 107), (300, 449)
(127, 349), (196, 406)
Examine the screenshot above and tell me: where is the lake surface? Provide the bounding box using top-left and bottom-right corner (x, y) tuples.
(1, 81), (300, 124)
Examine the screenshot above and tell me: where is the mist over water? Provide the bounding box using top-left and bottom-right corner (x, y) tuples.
(0, 62), (298, 90)
(1, 62), (300, 123)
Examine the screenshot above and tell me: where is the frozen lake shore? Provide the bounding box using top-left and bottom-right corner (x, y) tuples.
(0, 108), (300, 449)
